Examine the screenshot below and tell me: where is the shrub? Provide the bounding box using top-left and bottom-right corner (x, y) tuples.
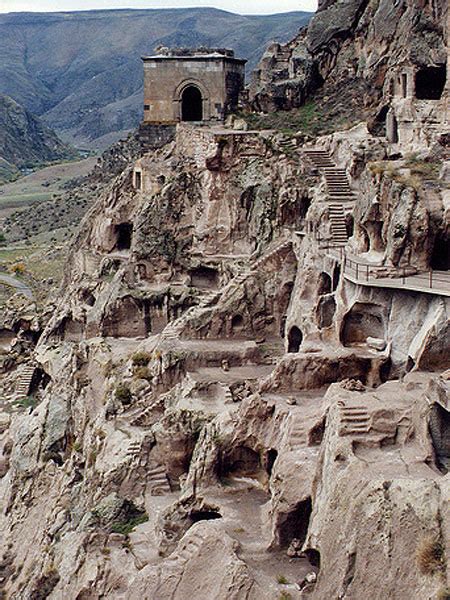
(9, 262), (26, 276)
(72, 441), (82, 453)
(13, 396), (38, 410)
(277, 575), (289, 584)
(416, 535), (445, 575)
(131, 351), (152, 367)
(134, 366), (152, 381)
(115, 384), (132, 404)
(110, 513), (148, 536)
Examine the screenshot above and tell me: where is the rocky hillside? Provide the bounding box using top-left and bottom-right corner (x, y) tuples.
(0, 94), (75, 183)
(0, 115), (448, 598)
(0, 8), (311, 148)
(250, 0), (448, 129)
(0, 2), (448, 600)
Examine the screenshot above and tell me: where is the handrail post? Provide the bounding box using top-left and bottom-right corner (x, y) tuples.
(402, 268), (405, 285)
(366, 265), (369, 281)
(430, 270), (432, 289)
(356, 263), (359, 279)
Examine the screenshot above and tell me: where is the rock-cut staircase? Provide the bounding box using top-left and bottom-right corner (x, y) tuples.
(160, 239), (292, 343)
(304, 149), (356, 246)
(338, 404), (371, 435)
(15, 366), (36, 399)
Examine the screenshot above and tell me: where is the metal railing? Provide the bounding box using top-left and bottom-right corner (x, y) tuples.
(329, 247), (450, 297)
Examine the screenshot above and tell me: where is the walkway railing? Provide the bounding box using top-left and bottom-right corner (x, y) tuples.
(328, 247), (450, 297)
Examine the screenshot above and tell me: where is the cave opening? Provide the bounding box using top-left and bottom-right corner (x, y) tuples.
(181, 85), (203, 121)
(190, 266), (219, 289)
(430, 234), (449, 270)
(288, 326), (303, 353)
(429, 403), (450, 474)
(415, 65), (446, 100)
(278, 497), (313, 548)
(231, 314), (244, 335)
(115, 223), (133, 251)
(340, 303), (385, 347)
(318, 272), (332, 296)
(190, 510), (222, 523)
(266, 449), (278, 477)
(305, 548), (321, 568)
(317, 295), (336, 329)
(219, 446), (262, 479)
(298, 195), (312, 220)
(346, 214), (354, 238)
(401, 73), (408, 98)
(332, 265), (341, 291)
(135, 170), (142, 190)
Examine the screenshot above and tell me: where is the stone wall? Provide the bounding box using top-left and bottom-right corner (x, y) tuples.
(142, 54), (246, 123)
(175, 124), (219, 168)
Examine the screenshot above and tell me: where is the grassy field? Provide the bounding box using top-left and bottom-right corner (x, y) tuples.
(0, 243), (68, 306)
(0, 157), (96, 220)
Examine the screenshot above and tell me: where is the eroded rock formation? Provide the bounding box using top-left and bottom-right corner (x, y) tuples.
(0, 4), (449, 599)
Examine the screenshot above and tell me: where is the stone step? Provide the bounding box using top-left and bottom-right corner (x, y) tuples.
(340, 426), (370, 435)
(15, 367), (36, 397)
(148, 465), (171, 495)
(341, 415), (370, 423)
(327, 191), (354, 195)
(327, 184), (352, 188)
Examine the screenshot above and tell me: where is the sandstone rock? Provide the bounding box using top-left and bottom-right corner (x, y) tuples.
(366, 336), (387, 351)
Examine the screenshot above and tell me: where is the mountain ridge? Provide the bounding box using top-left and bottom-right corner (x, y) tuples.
(0, 8), (312, 147)
(0, 93), (75, 183)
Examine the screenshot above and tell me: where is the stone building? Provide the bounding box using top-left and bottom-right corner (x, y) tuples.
(141, 48), (246, 124)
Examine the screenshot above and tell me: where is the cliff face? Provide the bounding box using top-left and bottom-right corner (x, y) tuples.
(0, 2), (449, 599)
(250, 0), (448, 125)
(0, 94), (74, 183)
(0, 119), (448, 599)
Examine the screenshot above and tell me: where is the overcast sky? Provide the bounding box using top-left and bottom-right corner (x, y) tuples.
(0, 0), (317, 15)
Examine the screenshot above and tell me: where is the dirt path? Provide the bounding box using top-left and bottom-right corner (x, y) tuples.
(0, 273), (33, 299)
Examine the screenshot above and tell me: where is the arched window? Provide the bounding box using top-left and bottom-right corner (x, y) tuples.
(181, 85), (203, 121)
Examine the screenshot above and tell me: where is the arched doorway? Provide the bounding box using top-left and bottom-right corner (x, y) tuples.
(181, 86), (203, 121)
(288, 326), (303, 353)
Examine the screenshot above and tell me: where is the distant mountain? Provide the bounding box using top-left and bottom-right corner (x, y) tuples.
(0, 94), (75, 183)
(0, 8), (312, 148)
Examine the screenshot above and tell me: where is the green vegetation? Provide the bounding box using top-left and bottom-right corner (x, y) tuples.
(13, 396), (38, 410)
(115, 384), (132, 404)
(72, 441), (83, 453)
(131, 351), (152, 366)
(416, 535), (445, 575)
(404, 154), (442, 180)
(277, 575), (289, 584)
(278, 593), (292, 600)
(240, 101), (353, 137)
(134, 366), (152, 381)
(368, 155), (442, 191)
(110, 513), (148, 536)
